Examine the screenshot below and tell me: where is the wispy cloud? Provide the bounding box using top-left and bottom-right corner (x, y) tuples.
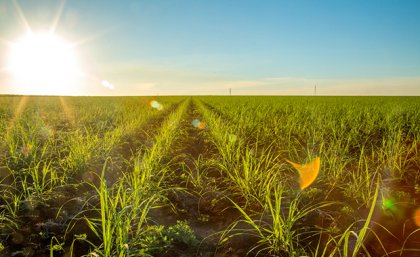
(316, 77), (420, 95)
(47, 58), (420, 96)
(216, 77), (420, 96)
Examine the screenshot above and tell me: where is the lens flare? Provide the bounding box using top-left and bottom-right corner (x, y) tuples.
(150, 100), (163, 110)
(382, 198), (398, 216)
(192, 119), (200, 127)
(101, 80), (114, 90)
(287, 157), (320, 190)
(192, 119), (205, 129)
(414, 208), (420, 227)
(382, 198), (397, 211)
(198, 122), (206, 129)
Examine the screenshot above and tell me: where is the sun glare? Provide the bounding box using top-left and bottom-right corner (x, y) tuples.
(7, 32), (83, 95)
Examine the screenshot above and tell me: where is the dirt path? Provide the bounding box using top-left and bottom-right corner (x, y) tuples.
(151, 98), (259, 257)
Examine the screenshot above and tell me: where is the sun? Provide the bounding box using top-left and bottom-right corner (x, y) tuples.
(7, 32), (83, 95)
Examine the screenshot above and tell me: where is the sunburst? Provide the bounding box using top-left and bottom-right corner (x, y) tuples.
(0, 0), (108, 96)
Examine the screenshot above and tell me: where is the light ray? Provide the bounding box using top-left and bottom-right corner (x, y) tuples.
(287, 157), (321, 190)
(12, 0), (31, 34)
(49, 0), (66, 35)
(69, 27), (116, 49)
(6, 96), (28, 135)
(59, 96), (75, 125)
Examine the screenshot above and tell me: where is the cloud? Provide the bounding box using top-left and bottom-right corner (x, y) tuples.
(216, 77), (420, 96)
(5, 56), (415, 96)
(313, 77), (420, 96)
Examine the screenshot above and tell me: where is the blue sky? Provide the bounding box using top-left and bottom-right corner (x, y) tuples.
(1, 0), (420, 95)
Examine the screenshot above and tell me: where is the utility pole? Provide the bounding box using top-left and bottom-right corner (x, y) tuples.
(314, 85), (317, 96)
(229, 88), (232, 96)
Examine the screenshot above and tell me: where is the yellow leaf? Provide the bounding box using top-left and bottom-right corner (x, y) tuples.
(287, 157), (320, 190)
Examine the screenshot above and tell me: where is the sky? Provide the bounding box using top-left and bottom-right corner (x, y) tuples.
(0, 0), (419, 96)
